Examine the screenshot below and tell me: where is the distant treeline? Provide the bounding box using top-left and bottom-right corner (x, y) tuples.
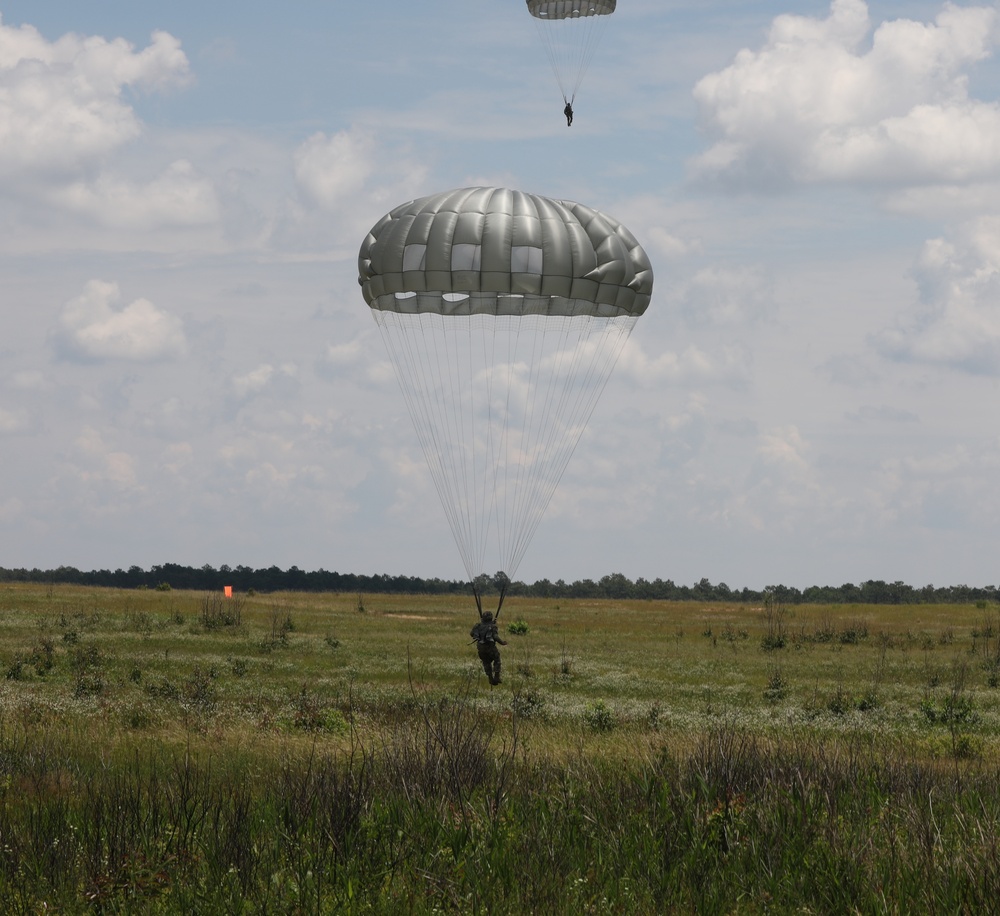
(0, 564), (998, 605)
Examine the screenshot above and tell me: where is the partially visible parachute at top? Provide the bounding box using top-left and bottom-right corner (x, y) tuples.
(526, 0), (617, 106)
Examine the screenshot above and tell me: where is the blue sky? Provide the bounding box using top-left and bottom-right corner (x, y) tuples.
(2, 1), (999, 589)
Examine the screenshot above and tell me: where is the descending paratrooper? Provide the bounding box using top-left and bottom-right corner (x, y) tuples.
(358, 186), (652, 680)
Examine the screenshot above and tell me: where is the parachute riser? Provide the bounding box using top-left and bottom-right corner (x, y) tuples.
(495, 581), (508, 622)
(472, 580), (508, 622)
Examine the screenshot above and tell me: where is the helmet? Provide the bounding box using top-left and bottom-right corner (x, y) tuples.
(482, 612), (493, 623)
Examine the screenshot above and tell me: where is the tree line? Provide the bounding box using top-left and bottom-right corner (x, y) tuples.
(0, 564), (997, 605)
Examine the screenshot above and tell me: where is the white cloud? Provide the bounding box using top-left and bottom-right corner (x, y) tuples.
(692, 0), (1000, 190)
(10, 371), (46, 390)
(705, 425), (829, 533)
(0, 17), (217, 243)
(846, 404), (920, 424)
(230, 363), (298, 400)
(0, 407), (26, 434)
(316, 338), (377, 383)
(294, 128), (375, 210)
(758, 425), (812, 475)
(874, 440), (1000, 530)
(53, 279), (187, 362)
(323, 340), (365, 368)
(72, 426), (139, 490)
(0, 496), (23, 522)
(267, 126), (430, 259)
(678, 266), (774, 327)
(647, 226), (699, 260)
(232, 364), (275, 398)
(0, 19), (190, 181)
(617, 339), (752, 387)
(876, 217), (1000, 373)
(160, 442), (194, 475)
(49, 160), (219, 229)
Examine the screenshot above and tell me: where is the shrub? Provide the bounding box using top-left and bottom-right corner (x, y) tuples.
(507, 618), (529, 635)
(760, 587), (787, 651)
(201, 592), (243, 628)
(721, 622), (748, 642)
(583, 699), (617, 732)
(986, 663), (999, 689)
(856, 688), (880, 712)
(144, 677), (180, 700)
(952, 733), (982, 759)
(33, 640), (54, 675)
(292, 689), (348, 733)
(839, 621), (867, 644)
(184, 667), (217, 709)
(121, 702), (157, 730)
(74, 673), (105, 697)
(646, 701), (665, 730)
(71, 643), (103, 673)
(763, 667), (788, 702)
(813, 612), (837, 643)
(921, 692), (977, 726)
(259, 609), (295, 651)
(556, 644), (574, 681)
(512, 687), (546, 720)
(827, 686), (851, 716)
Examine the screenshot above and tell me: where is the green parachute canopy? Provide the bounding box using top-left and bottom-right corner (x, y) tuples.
(359, 187), (652, 585)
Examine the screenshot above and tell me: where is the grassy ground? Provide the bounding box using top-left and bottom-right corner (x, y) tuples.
(1, 584), (999, 912)
(2, 584), (997, 755)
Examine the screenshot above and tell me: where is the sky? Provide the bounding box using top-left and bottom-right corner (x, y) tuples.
(2, 0), (999, 590)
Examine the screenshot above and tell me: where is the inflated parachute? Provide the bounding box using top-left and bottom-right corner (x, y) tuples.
(526, 0), (617, 106)
(359, 187), (652, 613)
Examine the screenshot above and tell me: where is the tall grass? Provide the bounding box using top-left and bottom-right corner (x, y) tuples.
(1, 711), (999, 912)
(1, 584), (999, 911)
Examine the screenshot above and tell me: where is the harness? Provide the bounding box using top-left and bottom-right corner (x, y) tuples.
(473, 621), (497, 645)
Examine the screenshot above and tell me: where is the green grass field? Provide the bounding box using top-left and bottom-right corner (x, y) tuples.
(3, 584), (997, 753)
(1, 583), (998, 912)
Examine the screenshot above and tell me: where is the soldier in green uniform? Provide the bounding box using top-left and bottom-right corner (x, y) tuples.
(470, 611), (507, 685)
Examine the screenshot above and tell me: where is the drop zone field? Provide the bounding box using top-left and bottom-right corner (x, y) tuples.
(1, 583), (999, 912)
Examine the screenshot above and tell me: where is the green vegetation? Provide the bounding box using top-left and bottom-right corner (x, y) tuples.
(1, 584), (999, 912)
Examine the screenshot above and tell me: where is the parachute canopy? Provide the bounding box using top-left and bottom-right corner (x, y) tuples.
(526, 1), (617, 19)
(359, 187), (652, 584)
(525, 0), (617, 104)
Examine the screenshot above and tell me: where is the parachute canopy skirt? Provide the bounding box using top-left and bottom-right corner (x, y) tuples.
(359, 187), (652, 585)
